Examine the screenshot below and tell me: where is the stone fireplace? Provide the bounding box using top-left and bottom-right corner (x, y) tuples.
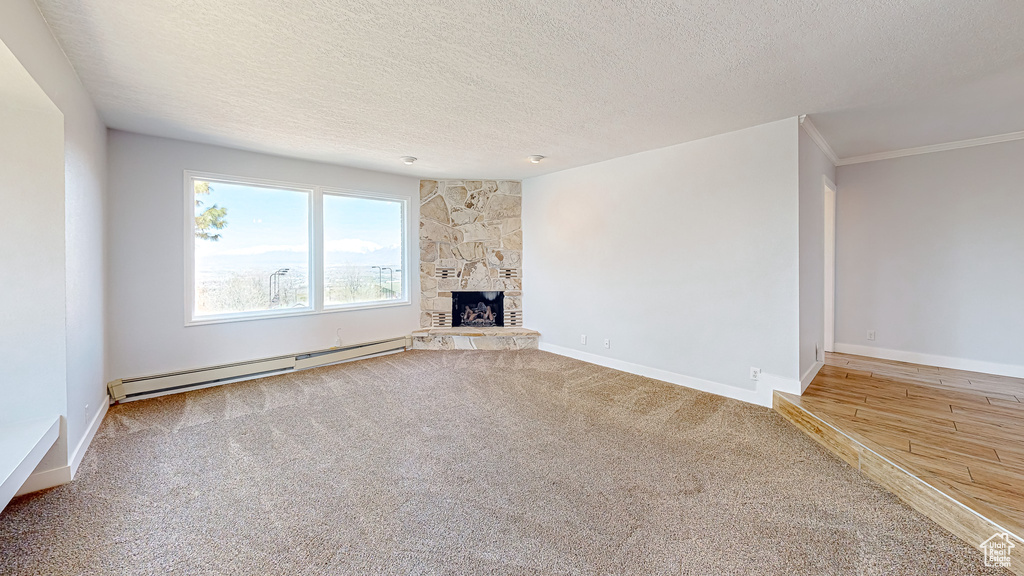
(412, 179), (537, 350)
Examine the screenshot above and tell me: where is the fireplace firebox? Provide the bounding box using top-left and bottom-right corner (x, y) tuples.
(452, 291), (504, 327)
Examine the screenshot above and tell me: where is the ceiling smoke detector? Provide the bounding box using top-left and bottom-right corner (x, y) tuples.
(401, 156), (417, 165)
(528, 155), (545, 164)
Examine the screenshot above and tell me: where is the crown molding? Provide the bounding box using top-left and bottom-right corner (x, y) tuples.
(836, 130), (1024, 166)
(798, 115), (839, 166)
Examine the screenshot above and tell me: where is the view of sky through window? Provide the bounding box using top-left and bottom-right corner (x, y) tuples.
(191, 178), (405, 321)
(193, 180), (310, 317)
(324, 193), (403, 305)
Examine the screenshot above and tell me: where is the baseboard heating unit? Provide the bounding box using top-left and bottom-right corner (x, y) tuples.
(107, 336), (410, 403)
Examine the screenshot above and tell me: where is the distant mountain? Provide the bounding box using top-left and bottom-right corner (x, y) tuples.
(200, 246), (402, 271)
(325, 246), (402, 267)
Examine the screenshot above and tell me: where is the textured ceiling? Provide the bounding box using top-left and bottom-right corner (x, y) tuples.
(33, 0), (1024, 177)
(813, 59), (1024, 159)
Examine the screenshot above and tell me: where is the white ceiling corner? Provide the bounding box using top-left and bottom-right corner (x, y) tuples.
(799, 116), (839, 165)
(32, 0), (1024, 178)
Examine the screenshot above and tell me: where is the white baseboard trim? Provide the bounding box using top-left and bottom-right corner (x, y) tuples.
(800, 361), (825, 393)
(14, 465), (72, 497)
(833, 343), (1024, 379)
(539, 343), (792, 407)
(761, 371), (803, 396)
(15, 397), (109, 497)
(71, 397), (109, 477)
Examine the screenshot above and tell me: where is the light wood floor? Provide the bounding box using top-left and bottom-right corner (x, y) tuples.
(778, 352), (1024, 568)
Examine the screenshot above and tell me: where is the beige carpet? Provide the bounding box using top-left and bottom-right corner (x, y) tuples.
(0, 350), (1002, 575)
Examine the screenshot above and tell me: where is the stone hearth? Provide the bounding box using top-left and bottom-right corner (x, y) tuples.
(411, 327), (539, 350)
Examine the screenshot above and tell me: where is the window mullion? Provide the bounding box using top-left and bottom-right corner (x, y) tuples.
(313, 187), (325, 313)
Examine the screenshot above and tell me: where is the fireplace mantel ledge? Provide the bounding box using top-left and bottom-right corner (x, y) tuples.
(410, 327), (539, 350)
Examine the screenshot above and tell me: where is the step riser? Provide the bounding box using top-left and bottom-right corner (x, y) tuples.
(774, 391), (1023, 576)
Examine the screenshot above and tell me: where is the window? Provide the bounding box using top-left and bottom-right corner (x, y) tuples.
(323, 193), (405, 307)
(185, 171), (407, 325)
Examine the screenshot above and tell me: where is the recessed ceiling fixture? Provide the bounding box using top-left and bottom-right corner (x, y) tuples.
(401, 156), (417, 165)
(528, 155), (545, 164)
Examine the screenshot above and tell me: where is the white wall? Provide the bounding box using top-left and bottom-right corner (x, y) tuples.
(106, 131), (421, 379)
(835, 140), (1024, 375)
(798, 127), (836, 385)
(0, 40), (66, 438)
(523, 118), (801, 403)
(1, 0), (108, 475)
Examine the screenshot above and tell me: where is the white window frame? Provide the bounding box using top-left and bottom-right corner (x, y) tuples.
(321, 187), (410, 313)
(184, 170), (410, 327)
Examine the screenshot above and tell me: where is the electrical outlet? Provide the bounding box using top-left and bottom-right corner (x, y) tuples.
(815, 343), (823, 362)
(580, 334), (587, 345)
(334, 337), (342, 348)
(750, 367), (762, 381)
(867, 330), (876, 341)
(603, 338), (611, 349)
(84, 403), (90, 419)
